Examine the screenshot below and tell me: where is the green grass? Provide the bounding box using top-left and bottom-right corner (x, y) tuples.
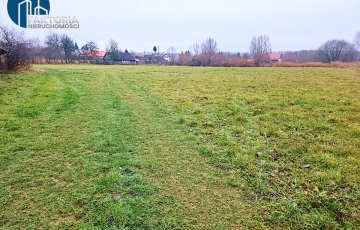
(0, 65), (359, 229)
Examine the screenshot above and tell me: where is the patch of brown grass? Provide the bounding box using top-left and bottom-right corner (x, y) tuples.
(273, 61), (360, 68)
(215, 57), (255, 67)
(53, 179), (66, 186)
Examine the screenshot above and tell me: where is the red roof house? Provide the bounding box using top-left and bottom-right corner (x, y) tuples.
(269, 53), (282, 62)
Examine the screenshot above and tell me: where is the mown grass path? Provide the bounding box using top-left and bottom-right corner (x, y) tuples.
(115, 72), (255, 229)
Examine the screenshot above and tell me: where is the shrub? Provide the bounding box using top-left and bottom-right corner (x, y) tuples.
(214, 57), (255, 67)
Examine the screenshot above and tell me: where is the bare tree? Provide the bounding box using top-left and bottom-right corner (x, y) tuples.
(0, 24), (32, 70)
(167, 46), (176, 54)
(106, 39), (119, 53)
(201, 38), (218, 65)
(86, 40), (99, 57)
(249, 35), (271, 67)
(192, 43), (200, 56)
(106, 39), (119, 60)
(179, 51), (192, 66)
(28, 37), (43, 64)
(61, 34), (75, 63)
(129, 50), (136, 58)
(318, 39), (356, 63)
(354, 31), (360, 51)
(297, 50), (319, 63)
(354, 31), (360, 61)
(45, 32), (63, 63)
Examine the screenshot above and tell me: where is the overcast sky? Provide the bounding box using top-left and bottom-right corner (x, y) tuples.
(1, 0), (359, 53)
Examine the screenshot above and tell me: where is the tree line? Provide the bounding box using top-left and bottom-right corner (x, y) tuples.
(168, 34), (359, 67)
(0, 21), (359, 71)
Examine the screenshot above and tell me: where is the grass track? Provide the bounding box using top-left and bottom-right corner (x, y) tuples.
(0, 65), (359, 229)
(116, 74), (255, 229)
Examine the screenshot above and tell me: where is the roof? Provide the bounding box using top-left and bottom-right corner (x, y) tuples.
(269, 53), (282, 61)
(152, 56), (166, 62)
(248, 53), (282, 62)
(104, 52), (135, 61)
(93, 51), (106, 57)
(85, 50), (106, 57)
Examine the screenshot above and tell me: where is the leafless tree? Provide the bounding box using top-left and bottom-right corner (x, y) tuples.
(106, 39), (119, 60)
(192, 43), (200, 56)
(281, 51), (297, 62)
(28, 37), (43, 64)
(45, 33), (75, 64)
(249, 35), (271, 67)
(0, 24), (32, 70)
(86, 40), (99, 57)
(167, 46), (176, 54)
(354, 31), (360, 51)
(297, 50), (319, 63)
(45, 32), (63, 63)
(318, 39), (356, 63)
(354, 31), (360, 61)
(179, 51), (192, 66)
(201, 38), (218, 65)
(61, 34), (75, 63)
(106, 39), (119, 53)
(129, 50), (136, 58)
(242, 53), (249, 59)
(211, 51), (231, 66)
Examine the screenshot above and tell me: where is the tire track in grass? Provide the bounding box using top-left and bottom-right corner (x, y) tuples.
(0, 71), (88, 229)
(76, 71), (158, 229)
(1, 67), (158, 229)
(39, 69), (160, 229)
(113, 71), (259, 229)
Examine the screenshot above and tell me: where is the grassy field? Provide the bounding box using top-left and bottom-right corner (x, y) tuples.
(0, 65), (359, 229)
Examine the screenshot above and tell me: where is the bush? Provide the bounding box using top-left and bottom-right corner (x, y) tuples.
(0, 24), (33, 71)
(214, 57), (255, 67)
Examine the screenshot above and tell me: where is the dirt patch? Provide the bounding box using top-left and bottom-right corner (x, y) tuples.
(54, 214), (76, 225)
(53, 179), (66, 186)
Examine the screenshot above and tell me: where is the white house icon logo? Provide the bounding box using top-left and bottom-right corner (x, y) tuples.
(18, 0), (49, 27)
(8, 0), (50, 28)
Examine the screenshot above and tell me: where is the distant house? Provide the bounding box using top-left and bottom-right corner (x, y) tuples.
(151, 55), (167, 64)
(269, 53), (282, 63)
(164, 54), (179, 64)
(247, 52), (282, 65)
(88, 50), (106, 63)
(92, 51), (107, 60)
(140, 55), (151, 64)
(74, 49), (106, 63)
(140, 54), (167, 64)
(103, 52), (136, 65)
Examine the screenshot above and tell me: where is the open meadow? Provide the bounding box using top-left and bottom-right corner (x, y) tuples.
(0, 65), (359, 229)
